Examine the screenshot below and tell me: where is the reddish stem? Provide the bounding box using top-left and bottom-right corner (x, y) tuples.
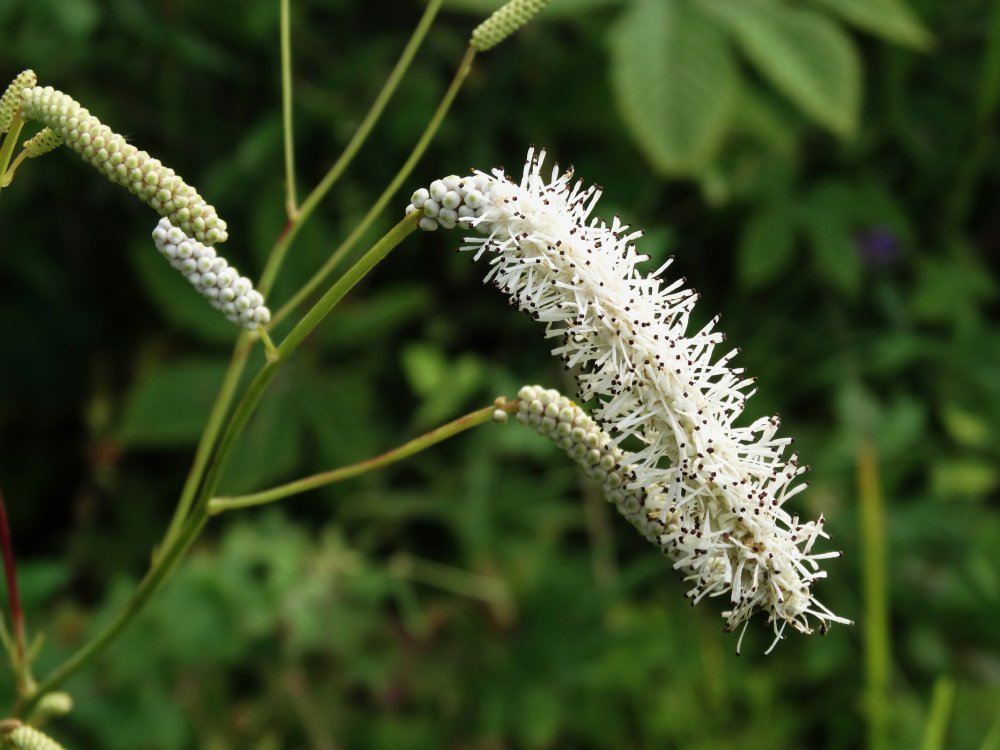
(0, 491), (25, 664)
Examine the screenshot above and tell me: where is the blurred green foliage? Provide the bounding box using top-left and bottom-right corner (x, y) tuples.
(1, 0), (999, 747)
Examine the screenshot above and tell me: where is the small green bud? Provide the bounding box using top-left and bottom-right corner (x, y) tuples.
(34, 691), (74, 719)
(470, 0), (551, 52)
(6, 725), (68, 750)
(23, 127), (63, 158)
(0, 69), (37, 133)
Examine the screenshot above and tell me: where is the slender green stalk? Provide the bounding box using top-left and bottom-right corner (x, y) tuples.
(281, 0), (298, 217)
(258, 0), (444, 295)
(20, 217), (420, 713)
(920, 677), (955, 750)
(0, 119), (25, 194)
(981, 698), (1000, 750)
(859, 440), (891, 750)
(210, 399), (515, 514)
(269, 44), (478, 328)
(158, 332), (253, 555)
(1, 149), (28, 187)
(15, 508), (206, 717)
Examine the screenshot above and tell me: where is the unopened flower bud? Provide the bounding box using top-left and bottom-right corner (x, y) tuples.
(0, 69), (36, 133)
(20, 86), (228, 245)
(151, 218), (269, 330)
(471, 0), (551, 51)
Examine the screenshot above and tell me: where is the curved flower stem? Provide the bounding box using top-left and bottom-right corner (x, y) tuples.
(268, 44), (478, 328)
(281, 0), (298, 218)
(157, 332), (253, 557)
(15, 506), (207, 718)
(16, 217), (420, 715)
(1, 149), (29, 187)
(258, 0), (444, 295)
(0, 119), (25, 194)
(210, 398), (517, 514)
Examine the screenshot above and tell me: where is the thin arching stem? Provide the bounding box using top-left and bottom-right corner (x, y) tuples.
(258, 0), (444, 295)
(15, 215), (420, 716)
(281, 0), (298, 217)
(269, 44), (477, 328)
(209, 399), (517, 514)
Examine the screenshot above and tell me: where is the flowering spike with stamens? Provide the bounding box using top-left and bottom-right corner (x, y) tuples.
(22, 127), (63, 158)
(470, 0), (551, 51)
(0, 70), (36, 134)
(19, 86), (228, 245)
(151, 218), (270, 330)
(410, 150), (850, 646)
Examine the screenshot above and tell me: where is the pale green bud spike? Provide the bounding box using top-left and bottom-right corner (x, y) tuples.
(33, 692), (74, 719)
(470, 0), (550, 51)
(0, 70), (37, 134)
(6, 725), (68, 750)
(23, 128), (63, 158)
(19, 86), (228, 245)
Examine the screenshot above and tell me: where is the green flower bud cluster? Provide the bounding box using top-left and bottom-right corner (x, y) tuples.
(152, 218), (270, 330)
(22, 128), (63, 158)
(405, 174), (491, 232)
(3, 725), (67, 750)
(20, 86), (228, 245)
(515, 385), (671, 543)
(0, 69), (36, 133)
(471, 0), (551, 51)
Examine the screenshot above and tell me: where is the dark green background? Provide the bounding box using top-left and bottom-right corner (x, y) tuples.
(1, 0), (998, 747)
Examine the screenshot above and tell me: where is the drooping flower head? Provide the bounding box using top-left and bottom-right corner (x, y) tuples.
(20, 86), (228, 245)
(407, 149), (850, 649)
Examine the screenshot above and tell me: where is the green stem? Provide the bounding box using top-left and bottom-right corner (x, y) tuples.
(281, 0), (298, 217)
(269, 44), (477, 328)
(16, 509), (206, 718)
(920, 676), (955, 750)
(257, 0), (444, 295)
(0, 118), (25, 194)
(858, 439), (891, 750)
(210, 399), (515, 514)
(17, 217), (421, 713)
(1, 149), (28, 188)
(158, 332), (253, 556)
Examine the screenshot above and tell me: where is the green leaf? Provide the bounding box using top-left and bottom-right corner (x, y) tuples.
(610, 0), (740, 175)
(118, 358), (229, 448)
(808, 0), (932, 50)
(738, 203), (798, 288)
(699, 0), (861, 138)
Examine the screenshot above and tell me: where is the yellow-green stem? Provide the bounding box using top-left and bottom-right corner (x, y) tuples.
(157, 332), (254, 556)
(281, 0), (298, 217)
(920, 676), (955, 750)
(258, 0), (444, 295)
(210, 399), (515, 514)
(19, 217), (418, 713)
(269, 44), (477, 328)
(859, 439), (891, 750)
(0, 119), (25, 194)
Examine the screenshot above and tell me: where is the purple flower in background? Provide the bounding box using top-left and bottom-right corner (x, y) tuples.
(856, 226), (900, 267)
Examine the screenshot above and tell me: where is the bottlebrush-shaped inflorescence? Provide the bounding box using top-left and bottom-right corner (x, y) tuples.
(407, 149), (850, 649)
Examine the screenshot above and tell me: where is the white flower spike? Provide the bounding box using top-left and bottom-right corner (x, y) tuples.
(409, 149), (850, 649)
(151, 219), (270, 330)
